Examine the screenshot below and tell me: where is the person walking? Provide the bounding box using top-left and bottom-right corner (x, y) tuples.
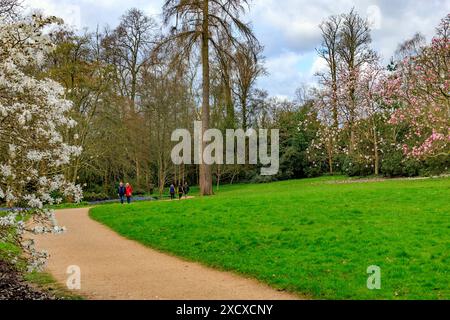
(178, 184), (184, 200)
(169, 184), (175, 200)
(118, 182), (126, 205)
(184, 182), (190, 199)
(125, 183), (133, 204)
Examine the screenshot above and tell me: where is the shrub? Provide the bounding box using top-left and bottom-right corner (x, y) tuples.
(250, 174), (278, 184)
(133, 188), (147, 196)
(381, 150), (421, 177)
(341, 157), (373, 177)
(82, 192), (110, 202)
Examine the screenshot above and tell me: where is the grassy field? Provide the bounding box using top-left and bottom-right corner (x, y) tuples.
(24, 272), (84, 300)
(90, 177), (450, 300)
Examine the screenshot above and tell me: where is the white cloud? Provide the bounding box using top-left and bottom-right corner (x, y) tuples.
(367, 5), (382, 30)
(143, 2), (160, 16)
(24, 0), (163, 31)
(250, 0), (449, 56)
(258, 51), (314, 97)
(249, 0), (450, 96)
(310, 57), (328, 76)
(21, 0), (450, 98)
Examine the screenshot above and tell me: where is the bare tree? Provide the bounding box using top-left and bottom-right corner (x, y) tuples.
(108, 8), (157, 111)
(140, 50), (195, 197)
(317, 14), (342, 128)
(395, 32), (426, 60)
(234, 41), (265, 130)
(294, 83), (312, 106)
(314, 14), (342, 174)
(101, 8), (158, 188)
(214, 34), (235, 128)
(337, 9), (376, 153)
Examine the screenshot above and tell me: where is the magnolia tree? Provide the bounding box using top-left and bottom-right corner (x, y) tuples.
(352, 62), (389, 175)
(0, 13), (82, 270)
(308, 61), (388, 175)
(384, 14), (450, 160)
(306, 86), (341, 174)
(309, 10), (389, 176)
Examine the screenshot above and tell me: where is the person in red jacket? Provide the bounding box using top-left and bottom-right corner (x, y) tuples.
(125, 183), (133, 204)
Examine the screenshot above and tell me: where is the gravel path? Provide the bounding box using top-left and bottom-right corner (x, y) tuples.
(34, 208), (299, 300)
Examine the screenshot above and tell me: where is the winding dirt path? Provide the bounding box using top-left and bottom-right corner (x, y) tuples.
(34, 208), (299, 300)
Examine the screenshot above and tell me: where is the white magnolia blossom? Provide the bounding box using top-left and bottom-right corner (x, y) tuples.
(0, 164), (13, 178)
(0, 13), (83, 270)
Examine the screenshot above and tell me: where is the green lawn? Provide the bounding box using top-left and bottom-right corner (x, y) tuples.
(90, 177), (450, 300)
(24, 272), (84, 300)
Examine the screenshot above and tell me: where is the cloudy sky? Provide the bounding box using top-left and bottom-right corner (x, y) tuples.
(23, 0), (450, 98)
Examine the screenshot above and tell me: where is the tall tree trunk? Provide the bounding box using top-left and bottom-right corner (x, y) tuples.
(350, 128), (356, 155)
(327, 139), (334, 175)
(373, 120), (379, 176)
(145, 171), (150, 193)
(349, 84), (357, 155)
(332, 79), (339, 129)
(330, 71), (338, 174)
(216, 165), (221, 191)
(200, 0), (213, 196)
(241, 95), (248, 130)
(103, 169), (108, 195)
(173, 165), (177, 186)
(224, 78), (235, 128)
(182, 164), (186, 184)
(158, 156), (165, 199)
(135, 155), (140, 188)
(72, 157), (81, 184)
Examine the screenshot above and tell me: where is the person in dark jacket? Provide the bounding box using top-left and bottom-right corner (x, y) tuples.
(118, 182), (126, 204)
(178, 185), (184, 200)
(183, 182), (190, 199)
(169, 184), (175, 200)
